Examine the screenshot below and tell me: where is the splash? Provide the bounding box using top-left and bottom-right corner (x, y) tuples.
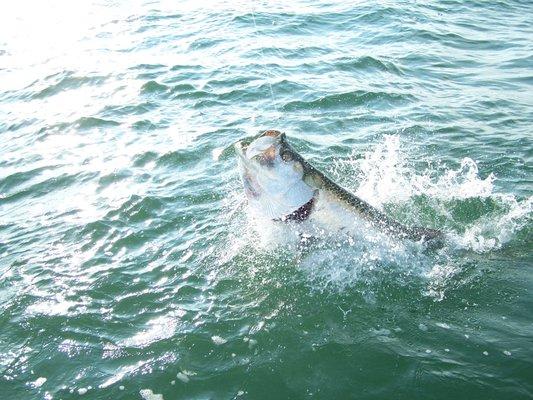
(334, 135), (496, 206)
(222, 134), (531, 296)
(333, 134), (531, 253)
(297, 235), (429, 292)
(450, 194), (532, 253)
(140, 389), (164, 400)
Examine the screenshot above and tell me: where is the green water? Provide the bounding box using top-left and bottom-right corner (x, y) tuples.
(1, 1), (532, 399)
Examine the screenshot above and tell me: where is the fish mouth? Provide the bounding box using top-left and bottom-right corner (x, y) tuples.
(234, 131), (283, 201)
(234, 130), (283, 156)
(234, 130), (283, 164)
(235, 130), (316, 220)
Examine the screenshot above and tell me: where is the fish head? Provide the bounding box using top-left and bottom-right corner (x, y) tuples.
(234, 130), (315, 220)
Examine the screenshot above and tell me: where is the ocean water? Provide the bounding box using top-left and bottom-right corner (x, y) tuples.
(1, 1), (532, 399)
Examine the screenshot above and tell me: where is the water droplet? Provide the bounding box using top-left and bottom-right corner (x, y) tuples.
(211, 335), (227, 345)
(140, 388), (164, 400)
(212, 148), (223, 161)
(176, 372), (190, 383)
(31, 377), (47, 388)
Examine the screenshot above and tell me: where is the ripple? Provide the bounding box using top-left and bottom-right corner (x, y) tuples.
(129, 63), (167, 71)
(169, 64), (204, 71)
(334, 56), (404, 75)
(172, 90), (213, 100)
(0, 171), (94, 205)
(243, 45), (332, 60)
(132, 151), (159, 167)
(205, 76), (255, 89)
(120, 314), (182, 349)
(168, 83), (197, 93)
(0, 166), (56, 194)
(188, 37), (225, 50)
(131, 120), (159, 130)
(414, 29), (512, 51)
(1, 1), (532, 398)
(101, 102), (158, 117)
(283, 90), (414, 111)
(109, 195), (165, 223)
(74, 117), (120, 129)
(140, 80), (169, 95)
(31, 72), (108, 100)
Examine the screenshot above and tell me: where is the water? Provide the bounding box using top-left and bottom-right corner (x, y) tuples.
(1, 1), (532, 399)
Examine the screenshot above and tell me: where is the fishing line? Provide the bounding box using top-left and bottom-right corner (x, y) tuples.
(249, 5), (282, 126)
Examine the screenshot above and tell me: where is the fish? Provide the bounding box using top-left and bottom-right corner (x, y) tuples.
(235, 130), (443, 246)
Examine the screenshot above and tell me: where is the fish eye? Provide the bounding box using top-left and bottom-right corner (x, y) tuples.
(281, 150), (292, 162)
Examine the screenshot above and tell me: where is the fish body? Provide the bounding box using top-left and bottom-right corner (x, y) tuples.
(235, 130), (442, 245)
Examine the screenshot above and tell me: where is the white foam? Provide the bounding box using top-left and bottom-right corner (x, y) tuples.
(352, 134), (415, 205)
(451, 195), (532, 253)
(140, 389), (164, 400)
(212, 147), (224, 161)
(337, 134), (531, 254)
(120, 315), (179, 348)
(31, 377), (47, 388)
(423, 263), (459, 301)
(176, 372), (189, 383)
(335, 135), (496, 206)
(211, 335), (227, 345)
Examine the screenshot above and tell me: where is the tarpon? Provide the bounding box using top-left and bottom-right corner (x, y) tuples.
(235, 130), (443, 246)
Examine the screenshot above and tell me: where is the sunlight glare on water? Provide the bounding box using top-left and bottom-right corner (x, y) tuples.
(0, 1), (532, 399)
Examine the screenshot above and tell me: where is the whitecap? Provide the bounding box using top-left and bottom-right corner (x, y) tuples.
(140, 389), (164, 400)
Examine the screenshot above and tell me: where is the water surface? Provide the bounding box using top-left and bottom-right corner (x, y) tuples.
(1, 1), (532, 399)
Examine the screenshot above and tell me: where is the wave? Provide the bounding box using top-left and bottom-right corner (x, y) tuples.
(75, 117), (120, 129)
(31, 72), (108, 100)
(283, 90), (414, 111)
(334, 56), (404, 75)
